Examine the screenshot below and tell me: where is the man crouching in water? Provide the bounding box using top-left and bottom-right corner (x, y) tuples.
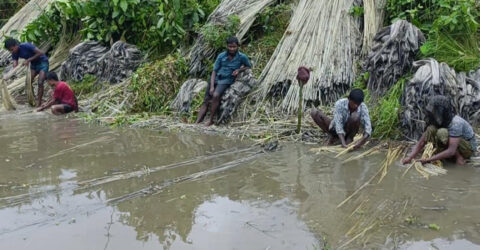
(196, 36), (252, 126)
(37, 72), (78, 115)
(402, 96), (477, 165)
(310, 89), (372, 149)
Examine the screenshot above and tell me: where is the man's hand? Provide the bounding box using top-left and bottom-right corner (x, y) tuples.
(419, 158), (431, 164)
(402, 157), (413, 165)
(232, 70), (239, 77)
(209, 87), (215, 96)
(22, 59), (30, 66)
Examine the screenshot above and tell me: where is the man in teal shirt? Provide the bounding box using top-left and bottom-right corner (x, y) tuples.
(196, 36), (252, 126)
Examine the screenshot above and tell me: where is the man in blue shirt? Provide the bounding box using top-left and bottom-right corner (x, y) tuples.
(4, 38), (49, 107)
(196, 36), (252, 126)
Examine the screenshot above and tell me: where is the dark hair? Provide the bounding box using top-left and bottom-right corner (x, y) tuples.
(4, 38), (19, 49)
(226, 36), (239, 46)
(348, 89), (365, 104)
(46, 72), (59, 81)
(425, 95), (455, 127)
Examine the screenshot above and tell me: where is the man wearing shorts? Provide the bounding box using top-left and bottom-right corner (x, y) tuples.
(37, 72), (78, 115)
(196, 36), (252, 126)
(4, 38), (49, 107)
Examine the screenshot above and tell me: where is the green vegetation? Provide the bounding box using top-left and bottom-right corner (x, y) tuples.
(199, 15), (240, 50)
(0, 0), (27, 28)
(18, 0), (221, 52)
(349, 6), (364, 18)
(351, 72), (371, 103)
(70, 75), (102, 98)
(128, 53), (188, 113)
(371, 78), (406, 139)
(386, 0), (480, 71)
(243, 3), (292, 76)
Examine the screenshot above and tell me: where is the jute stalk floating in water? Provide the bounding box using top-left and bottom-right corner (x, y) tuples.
(256, 0), (362, 112)
(25, 62), (36, 107)
(343, 145), (382, 163)
(337, 145), (403, 208)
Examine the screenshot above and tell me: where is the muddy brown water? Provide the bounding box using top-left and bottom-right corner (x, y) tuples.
(1, 109), (480, 250)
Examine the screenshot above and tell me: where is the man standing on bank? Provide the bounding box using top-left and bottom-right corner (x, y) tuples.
(4, 38), (49, 107)
(196, 36), (252, 126)
(310, 89), (372, 149)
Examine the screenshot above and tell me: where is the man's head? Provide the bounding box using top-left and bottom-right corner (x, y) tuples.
(46, 72), (59, 87)
(4, 38), (19, 54)
(348, 89), (365, 111)
(425, 95), (455, 127)
(226, 36), (239, 56)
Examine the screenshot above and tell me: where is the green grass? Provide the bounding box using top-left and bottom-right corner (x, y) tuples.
(70, 75), (102, 98)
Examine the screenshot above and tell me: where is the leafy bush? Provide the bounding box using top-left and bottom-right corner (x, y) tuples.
(19, 0), (221, 51)
(386, 0), (480, 71)
(70, 74), (102, 97)
(199, 15), (240, 50)
(128, 53), (188, 113)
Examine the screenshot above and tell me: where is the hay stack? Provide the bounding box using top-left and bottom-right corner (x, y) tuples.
(189, 0), (275, 76)
(401, 59), (480, 139)
(0, 0), (54, 66)
(60, 41), (142, 84)
(170, 79), (208, 113)
(256, 0), (362, 113)
(365, 20), (425, 97)
(361, 0), (387, 57)
(217, 69), (257, 124)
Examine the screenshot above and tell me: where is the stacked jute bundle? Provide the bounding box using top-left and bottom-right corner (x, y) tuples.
(60, 41), (109, 82)
(0, 0), (54, 67)
(60, 41), (142, 84)
(217, 69), (257, 124)
(188, 0), (275, 76)
(360, 0), (386, 57)
(256, 0), (362, 113)
(401, 59), (480, 139)
(170, 79), (208, 113)
(365, 20), (425, 97)
(96, 41), (143, 84)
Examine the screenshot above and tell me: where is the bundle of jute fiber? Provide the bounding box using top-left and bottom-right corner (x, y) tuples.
(170, 79), (208, 113)
(365, 20), (425, 97)
(401, 59), (480, 139)
(95, 41), (143, 84)
(360, 0), (386, 57)
(217, 69), (257, 124)
(0, 80), (16, 110)
(25, 63), (35, 106)
(0, 0), (54, 66)
(60, 41), (109, 82)
(188, 0), (275, 76)
(256, 0), (362, 113)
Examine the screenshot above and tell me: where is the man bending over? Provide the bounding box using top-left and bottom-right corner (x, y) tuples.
(4, 38), (49, 107)
(37, 72), (78, 115)
(310, 89), (372, 149)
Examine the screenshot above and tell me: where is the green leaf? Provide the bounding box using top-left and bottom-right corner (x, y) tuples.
(120, 0), (128, 12)
(113, 0), (119, 6)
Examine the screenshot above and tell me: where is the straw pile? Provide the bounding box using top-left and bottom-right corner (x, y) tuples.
(60, 41), (142, 84)
(170, 79), (208, 113)
(189, 0), (276, 76)
(255, 0), (362, 113)
(365, 20), (425, 97)
(361, 0), (386, 57)
(0, 0), (54, 66)
(401, 59), (480, 139)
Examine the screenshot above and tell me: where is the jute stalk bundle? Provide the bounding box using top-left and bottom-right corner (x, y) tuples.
(25, 62), (36, 107)
(0, 0), (54, 66)
(0, 79), (16, 110)
(256, 0), (362, 113)
(365, 20), (425, 98)
(360, 0), (386, 57)
(189, 0), (275, 76)
(401, 59), (480, 139)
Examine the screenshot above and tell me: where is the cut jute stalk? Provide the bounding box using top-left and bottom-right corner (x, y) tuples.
(25, 62), (36, 107)
(343, 145), (381, 163)
(337, 145), (403, 208)
(0, 79), (16, 110)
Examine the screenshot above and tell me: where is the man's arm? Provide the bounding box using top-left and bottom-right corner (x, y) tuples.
(36, 98), (55, 112)
(354, 106), (372, 149)
(23, 48), (44, 66)
(13, 60), (18, 68)
(421, 137), (460, 163)
(402, 133), (427, 164)
(232, 55), (252, 77)
(332, 102), (348, 147)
